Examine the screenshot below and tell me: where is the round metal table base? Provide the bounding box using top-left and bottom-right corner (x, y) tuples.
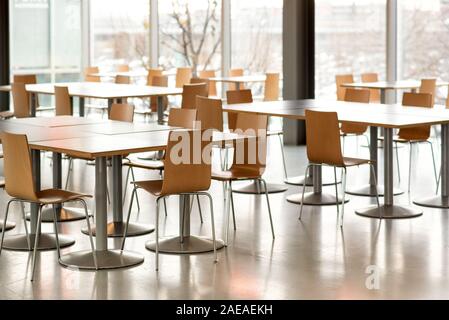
(287, 192), (349, 206)
(284, 175), (341, 187)
(81, 222), (155, 238)
(0, 221), (16, 232)
(356, 205), (423, 219)
(27, 207), (90, 223)
(59, 250), (144, 270)
(232, 182), (288, 195)
(2, 233), (75, 251)
(413, 196), (449, 209)
(145, 236), (225, 254)
(346, 184), (404, 197)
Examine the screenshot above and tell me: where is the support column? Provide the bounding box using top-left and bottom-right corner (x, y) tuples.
(282, 0), (314, 145)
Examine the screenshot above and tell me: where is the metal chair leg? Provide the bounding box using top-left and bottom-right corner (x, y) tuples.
(163, 198), (168, 217)
(340, 168), (347, 228)
(224, 182), (233, 245)
(65, 158), (73, 190)
(196, 195), (204, 223)
(80, 199), (97, 269)
(278, 134), (288, 180)
(122, 166), (131, 204)
(428, 141), (439, 189)
(31, 205), (43, 282)
(130, 167), (141, 211)
(204, 193), (218, 263)
(299, 165), (312, 220)
(20, 202), (31, 250)
(333, 166), (340, 220)
(51, 205), (61, 259)
(230, 188), (237, 230)
(369, 164), (381, 212)
(155, 197), (161, 272)
(395, 142), (401, 183)
(0, 200), (13, 256)
(408, 143), (413, 193)
(121, 188), (136, 250)
(260, 179), (275, 239)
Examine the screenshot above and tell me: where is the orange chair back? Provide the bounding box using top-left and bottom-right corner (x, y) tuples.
(190, 78), (210, 97)
(226, 89), (253, 131)
(147, 68), (163, 86)
(305, 110), (344, 167)
(115, 75), (131, 85)
(55, 86), (72, 116)
(264, 73), (280, 101)
(340, 88), (370, 135)
(11, 83), (30, 118)
(181, 83), (208, 109)
(229, 68), (244, 90)
(176, 67), (193, 88)
(149, 75), (169, 112)
(335, 74), (354, 101)
(168, 108), (197, 129)
(1, 132), (38, 201)
(398, 92), (433, 141)
(419, 79), (437, 105)
(196, 96), (223, 132)
(109, 103), (134, 123)
(161, 130), (212, 196)
(116, 64), (130, 72)
(361, 73), (381, 103)
(198, 70), (217, 96)
(84, 66), (101, 82)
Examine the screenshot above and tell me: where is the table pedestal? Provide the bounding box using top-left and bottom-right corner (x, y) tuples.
(0, 221), (15, 232)
(233, 181), (288, 195)
(60, 250), (144, 270)
(285, 175), (340, 186)
(81, 222), (154, 238)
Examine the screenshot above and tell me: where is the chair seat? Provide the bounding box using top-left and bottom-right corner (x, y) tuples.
(36, 189), (92, 205)
(126, 159), (164, 170)
(133, 180), (163, 196)
(212, 167), (264, 181)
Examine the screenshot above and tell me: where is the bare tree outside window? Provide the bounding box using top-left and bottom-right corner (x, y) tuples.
(159, 0), (221, 74)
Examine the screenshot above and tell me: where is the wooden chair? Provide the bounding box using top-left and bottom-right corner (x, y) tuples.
(335, 74), (354, 101)
(361, 73), (381, 103)
(115, 75), (131, 85)
(180, 83), (208, 109)
(175, 67), (193, 88)
(146, 69), (163, 86)
(0, 132), (96, 281)
(84, 66), (101, 83)
(0, 152), (16, 233)
(136, 75), (169, 122)
(54, 86), (72, 116)
(121, 130), (218, 271)
(300, 110), (380, 227)
(212, 112), (274, 244)
(11, 83), (31, 118)
(394, 92), (438, 192)
(340, 88), (371, 149)
(419, 78), (437, 105)
(116, 64), (130, 72)
(264, 73), (280, 102)
(190, 78), (210, 97)
(195, 96), (223, 132)
(13, 74), (54, 114)
(229, 68), (244, 90)
(226, 89), (253, 131)
(198, 70), (217, 97)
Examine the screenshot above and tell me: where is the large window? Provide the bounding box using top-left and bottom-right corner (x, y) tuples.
(315, 0), (386, 99)
(158, 0), (222, 74)
(90, 0), (150, 70)
(399, 0), (449, 104)
(231, 0), (283, 74)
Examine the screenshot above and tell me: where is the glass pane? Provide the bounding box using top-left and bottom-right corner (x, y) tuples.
(399, 0), (449, 104)
(231, 0), (283, 74)
(54, 0), (82, 69)
(315, 0), (386, 99)
(159, 0), (222, 73)
(11, 0), (51, 69)
(91, 0), (150, 69)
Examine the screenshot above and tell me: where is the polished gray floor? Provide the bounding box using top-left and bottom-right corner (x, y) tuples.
(0, 130), (447, 300)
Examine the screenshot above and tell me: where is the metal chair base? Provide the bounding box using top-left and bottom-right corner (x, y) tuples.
(284, 175), (341, 186)
(232, 181), (288, 195)
(413, 196), (449, 209)
(346, 184), (404, 197)
(145, 236), (225, 254)
(356, 204), (423, 219)
(287, 192), (349, 206)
